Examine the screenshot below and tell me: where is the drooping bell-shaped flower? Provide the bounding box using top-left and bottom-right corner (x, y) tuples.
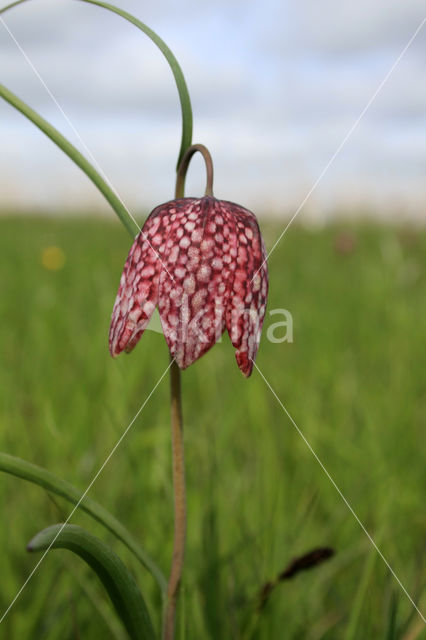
(109, 146), (268, 377)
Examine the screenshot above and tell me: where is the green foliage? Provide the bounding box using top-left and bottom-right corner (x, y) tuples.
(28, 524), (155, 639)
(0, 0), (193, 230)
(78, 0), (193, 169)
(0, 217), (424, 638)
(0, 452), (166, 595)
(0, 83), (137, 237)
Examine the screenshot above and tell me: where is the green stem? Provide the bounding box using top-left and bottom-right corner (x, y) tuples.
(78, 0), (193, 169)
(162, 143), (215, 637)
(0, 83), (137, 237)
(163, 359), (186, 640)
(0, 0), (193, 170)
(163, 143), (215, 638)
(0, 0), (28, 11)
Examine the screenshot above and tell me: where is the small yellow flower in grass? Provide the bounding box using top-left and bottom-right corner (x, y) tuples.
(41, 246), (66, 271)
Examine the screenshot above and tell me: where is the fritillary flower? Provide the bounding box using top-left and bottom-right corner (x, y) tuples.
(109, 150), (268, 377)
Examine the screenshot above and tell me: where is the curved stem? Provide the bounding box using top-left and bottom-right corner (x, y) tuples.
(0, 452), (167, 594)
(77, 0), (193, 168)
(175, 143), (214, 199)
(0, 83), (137, 237)
(0, 0), (193, 170)
(163, 358), (186, 640)
(0, 0), (28, 11)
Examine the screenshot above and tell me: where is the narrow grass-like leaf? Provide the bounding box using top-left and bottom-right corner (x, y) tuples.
(344, 547), (378, 640)
(383, 590), (398, 640)
(0, 83), (137, 237)
(0, 452), (167, 595)
(78, 0), (193, 168)
(27, 524), (156, 640)
(0, 0), (193, 168)
(0, 0), (28, 11)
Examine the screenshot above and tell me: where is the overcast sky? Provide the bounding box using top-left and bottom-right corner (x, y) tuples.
(1, 0), (426, 223)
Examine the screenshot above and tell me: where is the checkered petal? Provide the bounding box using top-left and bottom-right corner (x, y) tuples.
(225, 204), (268, 376)
(158, 197), (238, 368)
(109, 196), (268, 376)
(109, 205), (174, 356)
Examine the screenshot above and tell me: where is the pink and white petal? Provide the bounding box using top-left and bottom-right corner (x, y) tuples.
(225, 204), (269, 377)
(158, 198), (211, 368)
(157, 197), (235, 369)
(197, 199), (239, 358)
(109, 205), (175, 356)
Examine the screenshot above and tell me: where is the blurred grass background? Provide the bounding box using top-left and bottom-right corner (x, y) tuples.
(0, 216), (425, 639)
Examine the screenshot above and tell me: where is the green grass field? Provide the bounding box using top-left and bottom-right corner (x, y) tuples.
(0, 216), (425, 639)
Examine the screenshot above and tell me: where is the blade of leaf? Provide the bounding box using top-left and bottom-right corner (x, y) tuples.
(384, 590), (398, 640)
(78, 0), (193, 168)
(0, 0), (28, 11)
(344, 546), (379, 640)
(0, 83), (137, 237)
(0, 452), (167, 596)
(27, 523), (156, 640)
(0, 0), (193, 168)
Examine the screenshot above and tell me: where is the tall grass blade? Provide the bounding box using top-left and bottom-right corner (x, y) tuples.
(344, 547), (378, 640)
(384, 590), (398, 640)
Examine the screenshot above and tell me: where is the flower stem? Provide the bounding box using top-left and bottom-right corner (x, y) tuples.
(163, 358), (186, 640)
(175, 143), (214, 198)
(164, 142), (213, 638)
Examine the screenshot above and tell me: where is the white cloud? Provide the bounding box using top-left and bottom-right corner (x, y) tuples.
(262, 0), (426, 55)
